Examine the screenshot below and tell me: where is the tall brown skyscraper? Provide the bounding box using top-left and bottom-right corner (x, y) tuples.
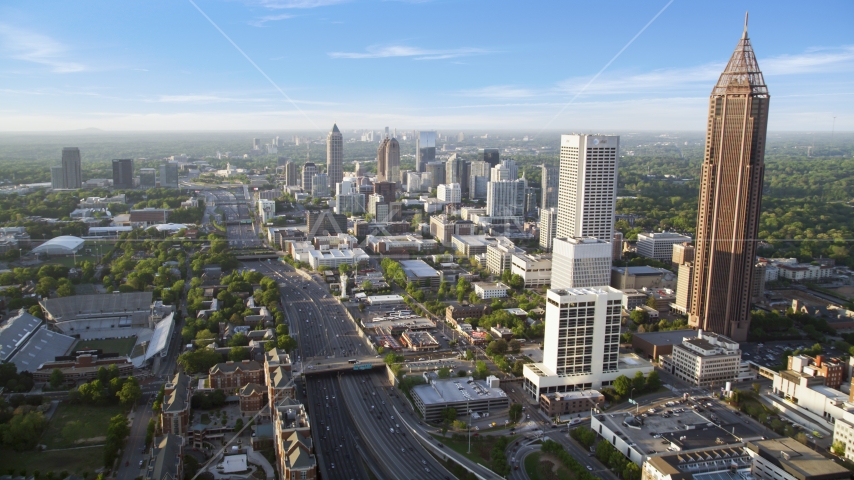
(376, 136), (400, 183)
(689, 16), (769, 342)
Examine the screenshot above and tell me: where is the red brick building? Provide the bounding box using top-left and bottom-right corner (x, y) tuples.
(239, 383), (266, 415)
(161, 372), (192, 435)
(208, 360), (264, 390)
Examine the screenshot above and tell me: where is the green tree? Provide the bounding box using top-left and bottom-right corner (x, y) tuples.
(474, 361), (489, 379)
(117, 377), (142, 406)
(645, 370), (661, 392)
(613, 375), (631, 397)
(832, 440), (846, 456)
(507, 339), (521, 354)
(228, 346), (250, 361)
(437, 367), (451, 379)
(509, 403), (523, 423)
(177, 348), (223, 374)
(48, 368), (65, 389)
(632, 371), (646, 392)
(441, 407), (457, 422)
(277, 335), (297, 352)
(630, 309), (649, 324)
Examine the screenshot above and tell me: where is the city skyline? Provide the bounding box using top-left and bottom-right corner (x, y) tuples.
(0, 1), (851, 131)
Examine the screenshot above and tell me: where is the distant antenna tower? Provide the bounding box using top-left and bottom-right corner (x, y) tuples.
(832, 116), (837, 142)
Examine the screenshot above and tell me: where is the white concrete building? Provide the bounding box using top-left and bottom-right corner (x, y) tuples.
(556, 134), (618, 241)
(406, 172), (423, 193)
(473, 282), (510, 299)
(258, 199), (276, 223)
(335, 193), (365, 215)
(311, 173), (330, 197)
(510, 252), (552, 287)
(523, 286), (653, 397)
(485, 238), (524, 275)
(307, 248), (369, 269)
(539, 207), (557, 252)
(776, 263), (833, 282)
(636, 232), (692, 262)
(550, 237), (611, 289)
(437, 183), (461, 204)
(667, 330), (741, 387)
(486, 179), (527, 217)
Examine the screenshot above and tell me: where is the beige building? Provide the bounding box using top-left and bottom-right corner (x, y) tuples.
(672, 262), (693, 315)
(510, 252), (552, 287)
(486, 238), (524, 275)
(665, 331), (741, 387)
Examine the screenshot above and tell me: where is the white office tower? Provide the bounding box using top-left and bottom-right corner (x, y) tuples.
(335, 178), (365, 214)
(490, 163), (511, 182)
(550, 237), (611, 289)
(557, 134), (619, 240)
(469, 160), (490, 199)
(486, 179), (527, 217)
(437, 183), (461, 204)
(522, 286), (651, 398)
(636, 232), (693, 262)
(258, 199), (276, 223)
(499, 159), (518, 181)
(406, 172), (422, 193)
(539, 208), (557, 251)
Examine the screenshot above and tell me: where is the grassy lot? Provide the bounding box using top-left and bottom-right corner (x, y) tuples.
(0, 445), (103, 474)
(41, 403), (125, 449)
(43, 255), (100, 268)
(72, 337), (137, 356)
(429, 433), (500, 467)
(524, 451), (577, 480)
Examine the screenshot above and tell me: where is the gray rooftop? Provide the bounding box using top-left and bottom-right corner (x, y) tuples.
(633, 329), (697, 346)
(10, 326), (76, 372)
(399, 260), (440, 279)
(612, 266), (671, 276)
(412, 378), (507, 406)
(0, 311), (43, 361)
(41, 292), (153, 322)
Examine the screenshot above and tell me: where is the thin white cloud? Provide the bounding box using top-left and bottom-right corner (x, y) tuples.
(248, 0), (348, 8)
(0, 24), (86, 73)
(329, 45), (489, 60)
(152, 95), (239, 103)
(761, 45), (854, 75)
(457, 85), (539, 99)
(249, 13), (294, 27)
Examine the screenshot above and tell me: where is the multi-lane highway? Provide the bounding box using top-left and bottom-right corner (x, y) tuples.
(245, 259), (458, 480)
(203, 188), (261, 249)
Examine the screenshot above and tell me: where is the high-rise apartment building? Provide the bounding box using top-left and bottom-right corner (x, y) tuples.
(302, 162), (317, 194)
(426, 162), (445, 189)
(140, 168), (156, 189)
(486, 179), (527, 217)
(437, 183), (461, 204)
(499, 159), (518, 181)
(160, 162), (179, 189)
(326, 124), (343, 188)
(445, 154), (462, 185)
(556, 135), (618, 241)
(541, 165), (559, 210)
(112, 159), (134, 189)
(490, 163), (512, 182)
(671, 242), (695, 268)
(539, 208), (557, 251)
(636, 232), (693, 262)
(252, 138), (261, 150)
(50, 166), (64, 189)
(61, 147), (82, 190)
(311, 173), (330, 197)
(523, 286), (651, 398)
(376, 136), (400, 183)
(689, 22), (769, 342)
(673, 262), (694, 316)
(372, 181), (396, 204)
(415, 131), (436, 173)
(482, 148), (500, 167)
(284, 161), (298, 187)
(469, 160), (490, 199)
(550, 237), (612, 289)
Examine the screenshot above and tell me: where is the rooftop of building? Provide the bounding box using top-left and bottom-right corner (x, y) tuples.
(644, 446), (751, 480)
(450, 235), (501, 247)
(403, 331), (439, 345)
(632, 329), (698, 347)
(0, 310), (43, 362)
(307, 248), (368, 259)
(611, 265), (674, 276)
(473, 282), (510, 290)
(638, 232), (693, 240)
(362, 316), (434, 330)
(41, 292), (153, 320)
(541, 390), (604, 401)
(150, 434), (183, 480)
(163, 372), (191, 413)
(400, 259), (440, 278)
(210, 360), (263, 374)
(746, 438), (849, 478)
(411, 377), (508, 406)
(10, 327), (76, 372)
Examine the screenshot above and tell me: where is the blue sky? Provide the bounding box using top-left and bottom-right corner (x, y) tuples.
(0, 0), (852, 132)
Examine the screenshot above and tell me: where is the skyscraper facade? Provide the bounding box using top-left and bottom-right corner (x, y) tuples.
(556, 134), (619, 241)
(311, 173), (330, 197)
(284, 161), (298, 187)
(139, 168), (156, 188)
(689, 21), (769, 342)
(426, 162), (445, 189)
(415, 131), (436, 173)
(445, 154), (462, 185)
(482, 148), (500, 167)
(376, 137), (400, 183)
(50, 166), (64, 189)
(539, 208), (557, 251)
(61, 147), (82, 190)
(302, 162), (317, 194)
(159, 162), (179, 188)
(486, 179), (527, 217)
(541, 165), (559, 210)
(550, 237), (612, 289)
(326, 124), (343, 188)
(112, 159), (134, 189)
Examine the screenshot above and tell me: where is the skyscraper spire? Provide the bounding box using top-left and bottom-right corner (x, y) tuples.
(743, 11), (748, 39)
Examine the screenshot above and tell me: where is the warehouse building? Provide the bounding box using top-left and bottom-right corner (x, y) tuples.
(411, 377), (510, 423)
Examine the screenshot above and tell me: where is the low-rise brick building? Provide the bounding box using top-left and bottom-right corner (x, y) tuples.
(33, 351), (133, 386)
(209, 360), (264, 390)
(539, 390), (605, 417)
(239, 383), (266, 415)
(161, 372), (192, 435)
(445, 304), (491, 325)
